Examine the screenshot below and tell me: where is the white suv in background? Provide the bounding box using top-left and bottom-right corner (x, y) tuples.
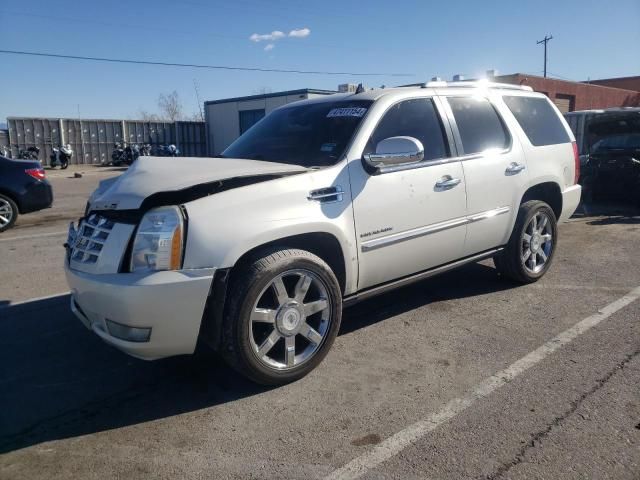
(65, 81), (581, 385)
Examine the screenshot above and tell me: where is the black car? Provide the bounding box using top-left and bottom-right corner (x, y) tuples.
(565, 108), (640, 204)
(0, 156), (53, 232)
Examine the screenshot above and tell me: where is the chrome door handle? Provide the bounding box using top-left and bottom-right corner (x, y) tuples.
(435, 176), (462, 189)
(505, 162), (526, 175)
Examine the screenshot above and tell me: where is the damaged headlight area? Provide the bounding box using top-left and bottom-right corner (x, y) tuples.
(129, 206), (185, 273)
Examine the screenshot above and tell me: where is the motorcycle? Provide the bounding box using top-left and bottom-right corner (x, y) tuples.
(156, 144), (180, 157)
(111, 142), (141, 166)
(140, 144), (152, 156)
(18, 146), (40, 160)
(50, 145), (73, 169)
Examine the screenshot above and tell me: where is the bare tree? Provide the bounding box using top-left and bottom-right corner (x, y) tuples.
(158, 91), (184, 122)
(137, 109), (160, 122)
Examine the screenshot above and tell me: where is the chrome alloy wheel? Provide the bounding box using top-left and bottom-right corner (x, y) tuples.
(249, 269), (332, 370)
(0, 198), (14, 228)
(521, 211), (553, 274)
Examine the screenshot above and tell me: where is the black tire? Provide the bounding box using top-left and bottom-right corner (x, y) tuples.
(61, 160), (69, 169)
(0, 194), (18, 233)
(494, 200), (558, 283)
(220, 248), (342, 385)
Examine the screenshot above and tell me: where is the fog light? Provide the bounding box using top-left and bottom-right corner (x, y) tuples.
(106, 319), (151, 343)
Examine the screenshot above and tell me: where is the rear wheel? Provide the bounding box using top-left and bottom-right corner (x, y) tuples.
(494, 200), (557, 283)
(0, 194), (18, 232)
(221, 248), (342, 385)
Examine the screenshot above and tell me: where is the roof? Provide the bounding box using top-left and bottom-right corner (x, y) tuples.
(204, 88), (337, 106)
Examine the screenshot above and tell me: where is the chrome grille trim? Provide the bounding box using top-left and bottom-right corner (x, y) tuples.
(69, 214), (115, 265)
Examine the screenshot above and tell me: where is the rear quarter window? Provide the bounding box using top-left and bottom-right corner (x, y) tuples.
(503, 96), (570, 146)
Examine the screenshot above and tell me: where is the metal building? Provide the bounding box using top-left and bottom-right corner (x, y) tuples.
(5, 117), (206, 164)
(204, 88), (336, 155)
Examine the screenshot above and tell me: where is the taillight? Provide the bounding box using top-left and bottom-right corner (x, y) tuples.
(25, 167), (46, 181)
(572, 141), (580, 185)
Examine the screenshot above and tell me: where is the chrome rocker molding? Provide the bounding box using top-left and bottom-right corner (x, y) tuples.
(361, 206), (510, 252)
(343, 247), (503, 307)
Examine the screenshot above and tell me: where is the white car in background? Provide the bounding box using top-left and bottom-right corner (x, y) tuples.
(65, 81), (581, 385)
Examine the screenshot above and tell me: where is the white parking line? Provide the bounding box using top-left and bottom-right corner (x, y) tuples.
(324, 285), (640, 480)
(0, 230), (67, 242)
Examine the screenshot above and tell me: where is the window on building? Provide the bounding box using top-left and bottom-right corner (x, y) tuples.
(503, 96), (570, 146)
(366, 98), (449, 161)
(447, 96), (510, 155)
(239, 109), (266, 135)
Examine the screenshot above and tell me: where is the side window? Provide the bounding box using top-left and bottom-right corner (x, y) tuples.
(447, 96), (510, 155)
(503, 96), (570, 146)
(368, 98), (449, 161)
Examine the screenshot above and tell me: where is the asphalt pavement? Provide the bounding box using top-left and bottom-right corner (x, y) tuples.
(0, 170), (639, 479)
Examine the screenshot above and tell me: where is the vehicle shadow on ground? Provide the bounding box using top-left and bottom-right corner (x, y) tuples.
(0, 262), (516, 454)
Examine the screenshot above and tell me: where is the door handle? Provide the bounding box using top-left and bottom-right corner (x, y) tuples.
(435, 176), (462, 189)
(505, 162), (526, 175)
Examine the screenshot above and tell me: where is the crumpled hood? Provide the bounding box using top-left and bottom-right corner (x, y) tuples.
(89, 156), (308, 210)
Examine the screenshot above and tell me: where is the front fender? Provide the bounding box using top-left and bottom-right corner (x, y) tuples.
(181, 168), (358, 295)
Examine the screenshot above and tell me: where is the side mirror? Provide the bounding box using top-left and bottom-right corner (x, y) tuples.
(362, 136), (424, 171)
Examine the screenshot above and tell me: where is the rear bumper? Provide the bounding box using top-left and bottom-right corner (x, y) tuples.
(559, 184), (582, 222)
(65, 264), (214, 360)
(20, 180), (53, 213)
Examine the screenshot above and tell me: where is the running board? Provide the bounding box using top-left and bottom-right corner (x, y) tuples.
(343, 248), (503, 308)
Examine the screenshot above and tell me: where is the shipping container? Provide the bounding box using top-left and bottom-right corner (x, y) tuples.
(6, 117), (206, 164)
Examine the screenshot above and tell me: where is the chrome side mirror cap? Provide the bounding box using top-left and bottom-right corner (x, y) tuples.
(362, 136), (425, 171)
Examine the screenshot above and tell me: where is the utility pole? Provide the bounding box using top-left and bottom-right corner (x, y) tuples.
(537, 34), (553, 78)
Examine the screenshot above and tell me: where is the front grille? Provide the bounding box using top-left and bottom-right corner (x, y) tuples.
(70, 214), (115, 264)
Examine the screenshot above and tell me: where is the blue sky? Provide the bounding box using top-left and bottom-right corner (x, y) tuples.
(1, 0), (638, 120)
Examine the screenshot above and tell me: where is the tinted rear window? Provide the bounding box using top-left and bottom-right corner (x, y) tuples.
(447, 97), (510, 155)
(503, 96), (570, 146)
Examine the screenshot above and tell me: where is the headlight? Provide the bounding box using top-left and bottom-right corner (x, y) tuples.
(129, 206), (184, 273)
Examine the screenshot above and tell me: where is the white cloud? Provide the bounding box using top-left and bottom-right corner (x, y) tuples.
(249, 31), (285, 42)
(288, 27), (311, 38)
(264, 43), (275, 51)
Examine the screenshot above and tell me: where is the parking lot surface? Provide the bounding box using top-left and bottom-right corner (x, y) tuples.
(1, 171), (639, 479)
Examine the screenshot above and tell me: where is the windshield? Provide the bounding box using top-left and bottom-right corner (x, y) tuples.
(220, 100), (373, 167)
(589, 114), (640, 153)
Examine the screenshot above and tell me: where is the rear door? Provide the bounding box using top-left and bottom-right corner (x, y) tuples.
(440, 93), (529, 256)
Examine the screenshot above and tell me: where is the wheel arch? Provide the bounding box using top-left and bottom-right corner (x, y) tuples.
(198, 231), (349, 352)
(0, 188), (22, 213)
(520, 181), (562, 219)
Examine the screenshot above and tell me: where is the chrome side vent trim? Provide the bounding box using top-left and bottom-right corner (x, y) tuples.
(361, 206), (510, 252)
(307, 186), (344, 204)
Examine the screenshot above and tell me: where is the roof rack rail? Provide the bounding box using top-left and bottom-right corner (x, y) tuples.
(424, 80), (533, 91)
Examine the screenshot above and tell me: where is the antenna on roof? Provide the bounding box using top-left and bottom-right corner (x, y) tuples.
(355, 83), (365, 94)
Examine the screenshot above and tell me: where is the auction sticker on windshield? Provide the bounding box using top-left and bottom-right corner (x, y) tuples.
(326, 107), (367, 118)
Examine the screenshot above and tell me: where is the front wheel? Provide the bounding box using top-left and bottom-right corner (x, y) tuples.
(494, 200), (558, 283)
(220, 248), (342, 385)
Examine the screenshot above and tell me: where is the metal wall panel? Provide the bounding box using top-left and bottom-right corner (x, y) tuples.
(7, 117), (206, 164)
(176, 121), (206, 156)
(0, 130), (9, 156)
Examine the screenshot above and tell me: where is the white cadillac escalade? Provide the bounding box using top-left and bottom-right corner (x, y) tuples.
(65, 81), (581, 385)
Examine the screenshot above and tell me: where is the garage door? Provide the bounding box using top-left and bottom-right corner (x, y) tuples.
(553, 95), (574, 113)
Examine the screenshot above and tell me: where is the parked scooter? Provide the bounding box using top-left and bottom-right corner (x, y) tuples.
(18, 146), (40, 160)
(50, 144), (73, 169)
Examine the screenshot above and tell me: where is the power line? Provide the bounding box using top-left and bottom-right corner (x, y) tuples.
(0, 49), (414, 77)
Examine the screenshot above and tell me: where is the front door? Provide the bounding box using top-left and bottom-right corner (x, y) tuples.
(347, 97), (468, 290)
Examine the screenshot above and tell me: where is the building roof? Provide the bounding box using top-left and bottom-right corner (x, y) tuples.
(204, 88), (337, 106)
